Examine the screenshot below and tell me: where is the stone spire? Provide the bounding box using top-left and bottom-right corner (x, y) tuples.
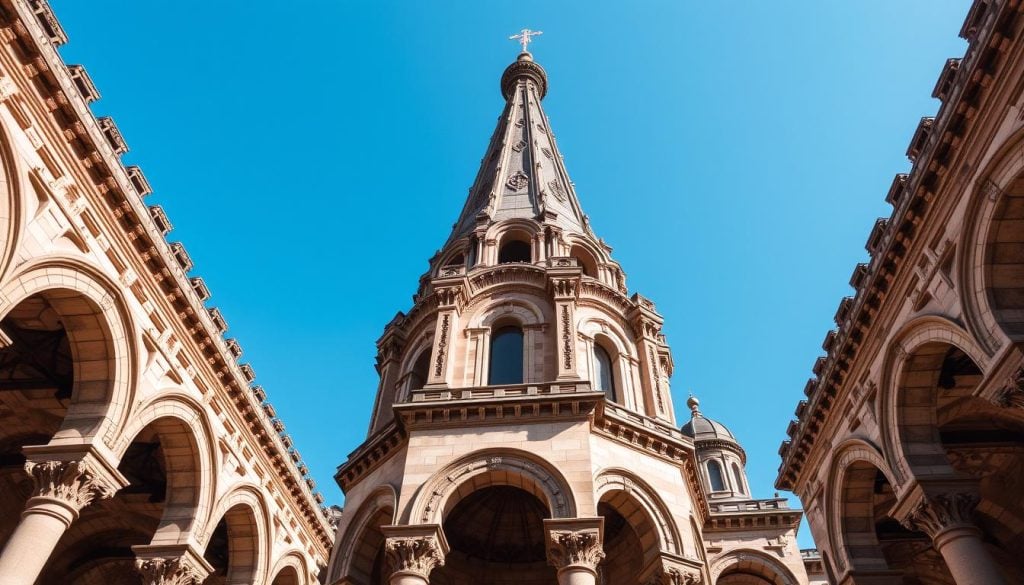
(446, 51), (591, 245)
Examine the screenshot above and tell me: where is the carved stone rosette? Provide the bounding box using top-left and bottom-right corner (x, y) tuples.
(134, 557), (207, 585)
(900, 492), (980, 539)
(384, 535), (445, 578)
(25, 459), (119, 512)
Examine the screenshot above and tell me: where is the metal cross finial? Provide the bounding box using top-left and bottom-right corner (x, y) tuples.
(509, 28), (543, 53)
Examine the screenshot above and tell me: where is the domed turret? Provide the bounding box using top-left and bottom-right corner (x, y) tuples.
(682, 395), (751, 500)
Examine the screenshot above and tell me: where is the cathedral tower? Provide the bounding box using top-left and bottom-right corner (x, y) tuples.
(326, 46), (814, 585)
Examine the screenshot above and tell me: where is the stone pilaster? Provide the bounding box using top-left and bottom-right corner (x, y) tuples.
(382, 524), (448, 585)
(425, 285), (465, 388)
(629, 295), (670, 422)
(0, 449), (126, 585)
(133, 544), (213, 585)
(548, 258), (582, 381)
(544, 517), (604, 585)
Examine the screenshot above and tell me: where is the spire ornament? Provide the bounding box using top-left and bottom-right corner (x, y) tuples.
(509, 28), (543, 53)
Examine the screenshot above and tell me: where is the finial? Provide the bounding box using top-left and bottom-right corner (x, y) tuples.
(509, 28), (543, 54)
(686, 393), (701, 418)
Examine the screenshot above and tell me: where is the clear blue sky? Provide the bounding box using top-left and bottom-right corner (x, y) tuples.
(51, 1), (968, 547)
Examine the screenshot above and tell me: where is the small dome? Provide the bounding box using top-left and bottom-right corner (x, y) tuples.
(680, 414), (736, 441)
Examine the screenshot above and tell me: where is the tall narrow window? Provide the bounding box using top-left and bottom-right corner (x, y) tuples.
(731, 463), (745, 495)
(593, 344), (616, 401)
(488, 326), (524, 385)
(707, 460), (725, 492)
(408, 350), (431, 391)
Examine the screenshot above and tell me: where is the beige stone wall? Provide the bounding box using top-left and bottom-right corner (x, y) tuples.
(0, 1), (331, 582)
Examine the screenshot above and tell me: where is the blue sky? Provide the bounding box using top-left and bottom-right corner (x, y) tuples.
(51, 1), (968, 547)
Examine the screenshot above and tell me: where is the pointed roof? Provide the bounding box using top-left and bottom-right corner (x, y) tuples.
(447, 51), (591, 244)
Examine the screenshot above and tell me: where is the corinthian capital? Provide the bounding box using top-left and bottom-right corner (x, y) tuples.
(991, 367), (1024, 409)
(900, 491), (980, 539)
(544, 518), (605, 572)
(133, 544), (213, 585)
(26, 459), (119, 512)
(382, 524), (448, 579)
(645, 567), (702, 585)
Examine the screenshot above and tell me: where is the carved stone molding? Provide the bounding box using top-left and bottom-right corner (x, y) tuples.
(644, 566), (702, 585)
(132, 544), (213, 585)
(382, 525), (448, 578)
(25, 459), (120, 512)
(991, 367), (1024, 409)
(544, 518), (605, 573)
(900, 491), (980, 539)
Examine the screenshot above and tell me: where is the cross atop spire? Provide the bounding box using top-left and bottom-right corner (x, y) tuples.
(509, 28), (543, 53)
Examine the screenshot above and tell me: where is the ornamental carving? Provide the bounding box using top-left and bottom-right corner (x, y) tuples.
(542, 147), (554, 159)
(547, 529), (605, 570)
(26, 459), (118, 511)
(434, 314), (450, 377)
(512, 140), (527, 152)
(134, 557), (206, 585)
(548, 179), (567, 202)
(645, 567), (702, 585)
(552, 278), (578, 298)
(507, 170), (529, 191)
(384, 536), (445, 577)
(561, 305), (573, 370)
(900, 492), (980, 538)
(991, 367), (1024, 409)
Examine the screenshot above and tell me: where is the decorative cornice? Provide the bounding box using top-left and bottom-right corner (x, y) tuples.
(777, 0), (1021, 491)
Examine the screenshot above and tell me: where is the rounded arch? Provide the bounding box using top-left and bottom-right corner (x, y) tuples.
(825, 438), (899, 574)
(710, 549), (801, 585)
(203, 484), (272, 585)
(113, 392), (218, 546)
(0, 258), (138, 447)
(332, 484), (397, 583)
(879, 316), (988, 483)
(961, 124), (1024, 349)
(594, 468), (681, 556)
(471, 296), (545, 329)
(410, 448), (577, 525)
(569, 243), (599, 278)
(485, 218), (541, 247)
(268, 551), (310, 585)
(0, 115), (23, 283)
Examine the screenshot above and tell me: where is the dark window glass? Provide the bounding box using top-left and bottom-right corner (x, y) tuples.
(409, 350), (431, 391)
(488, 326), (524, 385)
(594, 344), (615, 401)
(707, 460), (725, 492)
(498, 240), (531, 263)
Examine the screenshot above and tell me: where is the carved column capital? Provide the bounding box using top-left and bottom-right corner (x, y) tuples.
(644, 567), (702, 585)
(25, 458), (120, 513)
(900, 491), (980, 540)
(639, 554), (704, 585)
(544, 518), (605, 574)
(382, 524), (448, 579)
(991, 367), (1024, 409)
(133, 544), (213, 585)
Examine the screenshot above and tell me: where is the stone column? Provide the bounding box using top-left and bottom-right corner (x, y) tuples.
(544, 518), (605, 585)
(382, 524), (448, 585)
(0, 456), (124, 585)
(133, 544), (213, 585)
(899, 491), (1006, 585)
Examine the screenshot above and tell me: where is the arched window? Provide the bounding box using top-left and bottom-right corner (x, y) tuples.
(731, 462), (745, 495)
(408, 350), (431, 391)
(488, 326), (524, 385)
(569, 245), (598, 278)
(498, 240), (531, 263)
(707, 460), (725, 492)
(593, 344), (616, 402)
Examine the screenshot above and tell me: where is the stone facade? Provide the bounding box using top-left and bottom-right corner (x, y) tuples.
(776, 1), (1024, 584)
(0, 1), (331, 583)
(325, 51), (817, 585)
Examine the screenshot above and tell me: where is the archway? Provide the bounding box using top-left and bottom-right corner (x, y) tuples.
(597, 489), (661, 584)
(711, 550), (800, 585)
(271, 565), (301, 585)
(203, 502), (262, 585)
(431, 485), (556, 585)
(35, 414), (207, 582)
(0, 288), (123, 542)
(983, 165), (1024, 338)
